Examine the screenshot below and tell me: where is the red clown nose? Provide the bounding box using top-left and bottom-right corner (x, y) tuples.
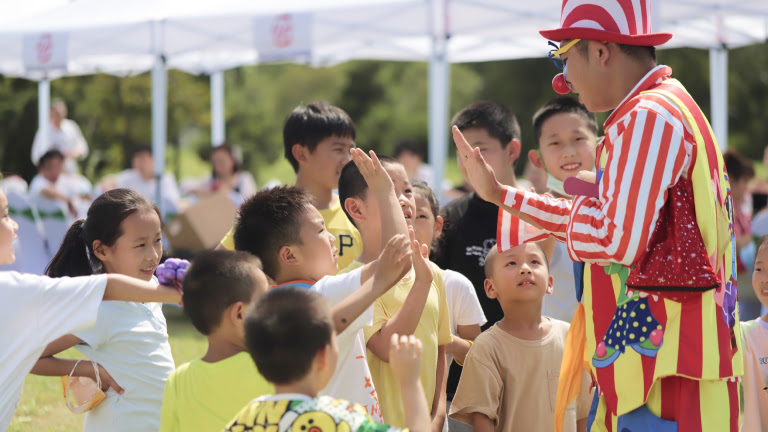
(552, 73), (571, 95)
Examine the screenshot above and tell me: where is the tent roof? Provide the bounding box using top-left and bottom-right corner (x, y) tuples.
(0, 0), (766, 80)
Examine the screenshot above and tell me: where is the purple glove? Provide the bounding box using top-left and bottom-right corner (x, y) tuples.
(156, 258), (190, 286)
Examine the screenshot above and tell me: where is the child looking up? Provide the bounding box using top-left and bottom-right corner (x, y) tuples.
(32, 189), (175, 432)
(411, 180), (486, 432)
(411, 180), (485, 367)
(233, 185), (414, 420)
(0, 186), (181, 431)
(523, 96), (598, 322)
(226, 287), (430, 432)
(449, 243), (592, 432)
(159, 250), (274, 432)
(339, 150), (452, 429)
(741, 234), (768, 431)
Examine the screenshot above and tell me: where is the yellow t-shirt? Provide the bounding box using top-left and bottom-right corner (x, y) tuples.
(159, 352), (274, 432)
(219, 195), (362, 272)
(341, 260), (452, 428)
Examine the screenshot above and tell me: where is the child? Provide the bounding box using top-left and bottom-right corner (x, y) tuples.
(159, 250), (273, 432)
(28, 149), (87, 216)
(449, 243), (592, 432)
(411, 180), (486, 432)
(31, 189), (175, 432)
(525, 96), (598, 322)
(233, 184), (415, 421)
(0, 185), (181, 431)
(339, 150), (452, 429)
(220, 102), (362, 271)
(741, 234), (768, 431)
(225, 287), (431, 432)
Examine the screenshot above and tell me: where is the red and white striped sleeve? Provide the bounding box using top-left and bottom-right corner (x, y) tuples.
(504, 96), (692, 265)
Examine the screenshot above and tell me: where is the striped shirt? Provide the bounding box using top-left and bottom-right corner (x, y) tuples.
(501, 65), (692, 267)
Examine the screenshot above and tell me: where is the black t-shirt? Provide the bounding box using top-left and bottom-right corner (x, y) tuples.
(432, 192), (504, 399)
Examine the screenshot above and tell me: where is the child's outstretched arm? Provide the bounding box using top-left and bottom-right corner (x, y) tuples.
(390, 334), (431, 432)
(330, 234), (412, 333)
(351, 148), (411, 252)
(103, 273), (181, 304)
(366, 228), (433, 362)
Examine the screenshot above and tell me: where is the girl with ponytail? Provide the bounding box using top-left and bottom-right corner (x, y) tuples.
(32, 189), (176, 432)
(0, 186), (180, 430)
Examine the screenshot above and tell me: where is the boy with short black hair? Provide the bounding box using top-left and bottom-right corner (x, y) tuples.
(339, 150), (452, 430)
(226, 287), (430, 432)
(511, 96), (598, 323)
(449, 243), (592, 432)
(221, 102), (361, 271)
(233, 184), (415, 421)
(159, 250), (274, 432)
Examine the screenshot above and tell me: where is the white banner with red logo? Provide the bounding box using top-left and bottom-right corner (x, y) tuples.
(22, 32), (68, 71)
(254, 13), (312, 62)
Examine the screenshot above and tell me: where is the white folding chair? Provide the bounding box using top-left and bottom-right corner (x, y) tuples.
(30, 196), (72, 256)
(4, 192), (50, 274)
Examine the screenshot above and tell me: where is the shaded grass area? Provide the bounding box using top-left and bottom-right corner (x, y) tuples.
(9, 306), (206, 432)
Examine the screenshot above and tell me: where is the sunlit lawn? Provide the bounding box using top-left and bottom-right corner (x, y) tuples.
(9, 306), (206, 432)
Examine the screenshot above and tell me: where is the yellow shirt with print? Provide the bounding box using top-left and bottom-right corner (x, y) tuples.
(340, 260), (452, 428)
(219, 195), (362, 271)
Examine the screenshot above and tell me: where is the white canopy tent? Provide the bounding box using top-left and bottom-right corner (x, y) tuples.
(1, 0), (767, 201)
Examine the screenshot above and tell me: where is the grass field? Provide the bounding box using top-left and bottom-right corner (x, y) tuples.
(8, 306), (207, 432)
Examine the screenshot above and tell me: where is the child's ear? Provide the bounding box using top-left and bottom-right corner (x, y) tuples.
(343, 197), (366, 223)
(291, 143), (308, 164)
(433, 215), (444, 238)
(315, 343), (330, 371)
(507, 139), (522, 166)
(528, 149), (545, 169)
(278, 245), (299, 267)
(484, 278), (498, 300)
(229, 301), (247, 324)
(545, 275), (554, 295)
(92, 240), (108, 262)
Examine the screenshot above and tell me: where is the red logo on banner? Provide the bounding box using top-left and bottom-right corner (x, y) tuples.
(271, 14), (293, 48)
(36, 33), (53, 64)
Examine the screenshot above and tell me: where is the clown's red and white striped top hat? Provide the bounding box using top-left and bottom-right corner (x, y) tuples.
(540, 0), (672, 46)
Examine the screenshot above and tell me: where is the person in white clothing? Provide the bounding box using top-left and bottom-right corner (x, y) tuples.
(106, 145), (181, 206)
(31, 189), (177, 432)
(31, 99), (88, 173)
(29, 150), (91, 217)
(0, 184), (182, 432)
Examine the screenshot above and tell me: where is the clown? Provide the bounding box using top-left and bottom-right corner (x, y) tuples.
(453, 0), (743, 431)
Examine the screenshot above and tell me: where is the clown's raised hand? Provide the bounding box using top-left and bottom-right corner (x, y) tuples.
(453, 125), (505, 205)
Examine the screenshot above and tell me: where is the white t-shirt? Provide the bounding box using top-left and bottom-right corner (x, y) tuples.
(0, 272), (107, 431)
(31, 119), (89, 167)
(443, 269), (486, 366)
(113, 169), (181, 206)
(311, 268), (383, 422)
(28, 173), (90, 200)
(74, 299), (175, 432)
(542, 242), (578, 323)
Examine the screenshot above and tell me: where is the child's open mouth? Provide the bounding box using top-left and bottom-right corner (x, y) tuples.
(518, 279), (535, 287)
(561, 162), (581, 172)
(141, 265), (157, 276)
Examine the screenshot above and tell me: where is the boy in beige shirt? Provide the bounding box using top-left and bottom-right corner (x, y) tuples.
(449, 242), (592, 432)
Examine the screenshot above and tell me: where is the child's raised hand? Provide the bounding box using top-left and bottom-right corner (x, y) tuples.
(409, 226), (433, 285)
(376, 234), (413, 290)
(453, 125), (505, 205)
(350, 148), (394, 194)
(389, 334), (423, 386)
